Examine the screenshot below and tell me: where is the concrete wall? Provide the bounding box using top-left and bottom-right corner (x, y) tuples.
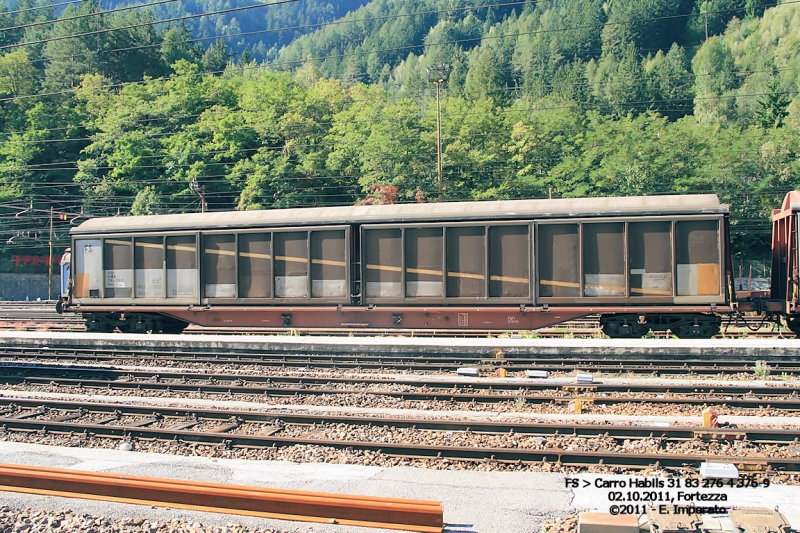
(0, 273), (60, 301)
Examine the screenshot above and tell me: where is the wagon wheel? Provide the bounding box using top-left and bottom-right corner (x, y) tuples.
(601, 321), (649, 339)
(85, 317), (110, 333)
(674, 322), (719, 340)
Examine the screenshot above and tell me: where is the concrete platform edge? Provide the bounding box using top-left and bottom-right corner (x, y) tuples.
(3, 331), (800, 358)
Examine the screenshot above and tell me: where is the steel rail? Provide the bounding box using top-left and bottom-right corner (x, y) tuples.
(2, 363), (800, 398)
(3, 396), (800, 444)
(5, 373), (800, 410)
(1, 407), (798, 471)
(8, 344), (800, 366)
(5, 347), (800, 374)
(0, 463), (444, 532)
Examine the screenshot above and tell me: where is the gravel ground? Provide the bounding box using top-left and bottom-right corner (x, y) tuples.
(541, 514), (578, 533)
(0, 507), (289, 533)
(10, 388), (800, 427)
(5, 381), (800, 419)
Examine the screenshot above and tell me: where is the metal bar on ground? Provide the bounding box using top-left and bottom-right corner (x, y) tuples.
(0, 463), (444, 532)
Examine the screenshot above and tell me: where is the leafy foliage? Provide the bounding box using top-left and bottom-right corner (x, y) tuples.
(1, 0), (800, 267)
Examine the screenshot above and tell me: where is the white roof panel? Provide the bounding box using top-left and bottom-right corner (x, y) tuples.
(71, 194), (727, 235)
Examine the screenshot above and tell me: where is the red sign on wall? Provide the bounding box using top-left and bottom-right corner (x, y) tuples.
(11, 256), (58, 267)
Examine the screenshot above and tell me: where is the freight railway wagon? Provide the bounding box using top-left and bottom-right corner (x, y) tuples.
(59, 194), (735, 338)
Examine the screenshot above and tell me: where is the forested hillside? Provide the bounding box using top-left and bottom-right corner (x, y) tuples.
(136, 0), (368, 58)
(0, 0), (799, 263)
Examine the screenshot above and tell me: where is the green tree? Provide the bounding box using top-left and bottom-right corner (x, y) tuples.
(160, 23), (198, 69)
(604, 0), (692, 53)
(326, 83), (430, 202)
(130, 186), (163, 215)
(645, 44), (695, 120)
(755, 78), (791, 128)
(0, 50), (38, 99)
(201, 40), (230, 73)
(692, 36), (739, 123)
(506, 98), (586, 198)
(436, 96), (507, 199)
(590, 41), (649, 117)
(465, 37), (514, 105)
(42, 1), (166, 89)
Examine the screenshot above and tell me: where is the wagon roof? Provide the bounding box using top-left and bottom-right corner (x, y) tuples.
(71, 194), (727, 234)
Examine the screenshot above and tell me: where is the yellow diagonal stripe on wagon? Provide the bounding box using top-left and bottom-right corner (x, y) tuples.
(448, 272), (485, 280)
(631, 287), (673, 296)
(135, 241), (162, 249)
(407, 268), (443, 276)
(167, 245), (196, 253)
(312, 259), (346, 267)
(105, 239), (131, 246)
(204, 249), (235, 256)
(539, 279), (580, 288)
(490, 275), (528, 283)
(366, 264), (402, 272)
(275, 255), (307, 264)
(239, 252), (271, 260)
(541, 279), (672, 295)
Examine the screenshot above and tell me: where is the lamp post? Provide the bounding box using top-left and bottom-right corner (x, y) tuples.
(426, 64), (450, 202)
(189, 178), (206, 213)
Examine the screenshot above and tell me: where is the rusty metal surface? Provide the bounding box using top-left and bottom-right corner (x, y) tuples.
(63, 304), (734, 330)
(0, 463), (444, 532)
(773, 191), (800, 220)
(162, 307), (595, 329)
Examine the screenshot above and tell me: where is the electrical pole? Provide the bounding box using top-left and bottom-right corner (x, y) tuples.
(48, 206), (53, 300)
(436, 82), (443, 202)
(190, 179), (206, 213)
(427, 64), (450, 202)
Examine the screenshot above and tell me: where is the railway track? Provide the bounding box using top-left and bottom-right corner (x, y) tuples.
(2, 345), (800, 376)
(3, 362), (799, 394)
(3, 363), (800, 414)
(1, 397), (799, 472)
